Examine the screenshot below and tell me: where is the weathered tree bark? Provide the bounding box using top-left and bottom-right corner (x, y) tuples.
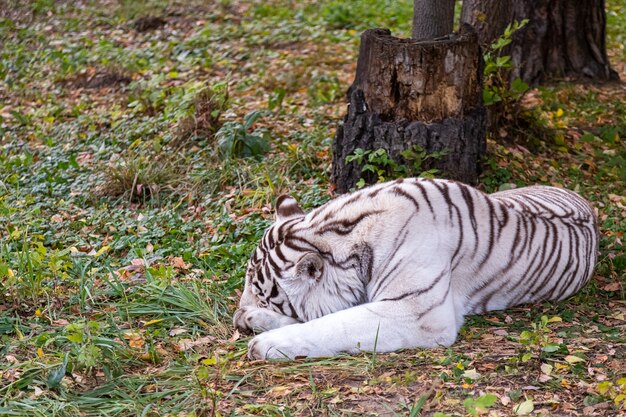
(412, 0), (455, 40)
(461, 0), (618, 85)
(460, 0), (513, 48)
(332, 27), (486, 193)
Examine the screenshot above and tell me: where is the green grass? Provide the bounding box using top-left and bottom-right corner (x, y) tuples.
(1, 0), (625, 415)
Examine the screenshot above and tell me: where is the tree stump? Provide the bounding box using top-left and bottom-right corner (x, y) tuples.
(461, 0), (618, 85)
(332, 26), (486, 193)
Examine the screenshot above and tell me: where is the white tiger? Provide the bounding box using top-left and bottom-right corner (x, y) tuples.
(233, 178), (599, 360)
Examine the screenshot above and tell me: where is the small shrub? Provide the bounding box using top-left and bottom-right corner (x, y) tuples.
(482, 20), (548, 143)
(127, 74), (168, 115)
(483, 20), (529, 107)
(63, 66), (132, 90)
(321, 3), (355, 29)
(99, 149), (187, 204)
(216, 110), (270, 160)
(175, 83), (229, 145)
(307, 72), (342, 106)
(132, 15), (167, 32)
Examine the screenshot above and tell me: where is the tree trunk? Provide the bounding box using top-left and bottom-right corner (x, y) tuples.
(461, 0), (618, 85)
(332, 27), (486, 193)
(460, 0), (513, 48)
(412, 0), (455, 40)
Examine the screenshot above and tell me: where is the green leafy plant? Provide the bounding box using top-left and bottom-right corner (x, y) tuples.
(307, 73), (342, 106)
(0, 234), (74, 307)
(463, 393), (498, 417)
(268, 87), (286, 111)
(482, 20), (538, 141)
(483, 20), (529, 107)
(345, 145), (446, 188)
(517, 315), (564, 362)
(216, 110), (271, 159)
(127, 74), (168, 115)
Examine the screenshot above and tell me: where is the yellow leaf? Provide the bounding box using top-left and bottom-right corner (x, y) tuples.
(611, 312), (625, 321)
(201, 357), (216, 366)
(597, 381), (612, 394)
(94, 245), (110, 257)
(142, 319), (163, 327)
(36, 348), (44, 358)
(547, 316), (562, 323)
(564, 355), (585, 364)
(268, 386), (292, 397)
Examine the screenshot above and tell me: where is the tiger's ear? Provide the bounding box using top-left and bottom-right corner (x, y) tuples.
(275, 195), (304, 222)
(295, 252), (324, 281)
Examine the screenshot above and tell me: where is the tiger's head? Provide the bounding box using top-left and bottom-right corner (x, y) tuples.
(237, 195), (369, 327)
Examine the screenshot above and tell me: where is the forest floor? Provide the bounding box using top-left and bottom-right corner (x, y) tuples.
(0, 1), (625, 416)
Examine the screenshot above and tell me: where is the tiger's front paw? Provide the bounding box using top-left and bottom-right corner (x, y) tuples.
(248, 327), (310, 360)
(233, 306), (300, 335)
(248, 324), (335, 359)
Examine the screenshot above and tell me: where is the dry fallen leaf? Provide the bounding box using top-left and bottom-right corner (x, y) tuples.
(170, 256), (187, 270)
(129, 336), (145, 349)
(169, 327), (188, 337)
(229, 329), (241, 342)
(268, 386), (292, 397)
(32, 386), (44, 398)
(176, 336), (216, 351)
(131, 258), (145, 267)
(123, 331), (146, 349)
(602, 282), (622, 292)
(538, 374), (552, 382)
